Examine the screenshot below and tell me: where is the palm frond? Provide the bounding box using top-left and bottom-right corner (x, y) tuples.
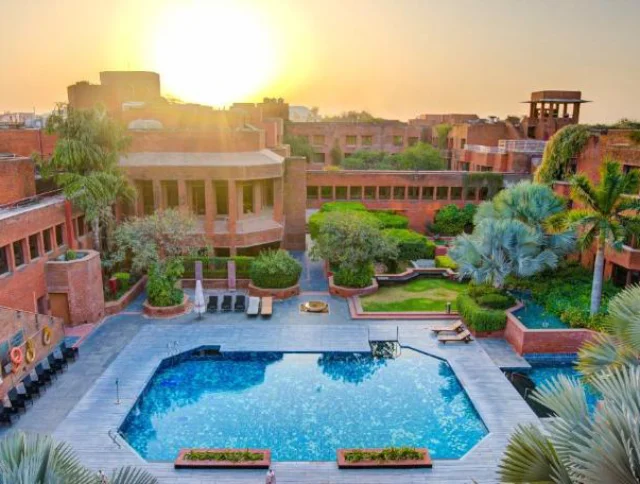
(577, 333), (638, 380)
(107, 466), (158, 484)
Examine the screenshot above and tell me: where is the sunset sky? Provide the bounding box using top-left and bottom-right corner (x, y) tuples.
(1, 0), (639, 123)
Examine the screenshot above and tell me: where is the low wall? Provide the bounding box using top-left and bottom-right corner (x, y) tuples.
(182, 279), (250, 290)
(248, 283), (300, 299)
(329, 277), (378, 298)
(143, 294), (191, 318)
(375, 267), (455, 286)
(504, 305), (598, 355)
(104, 276), (147, 315)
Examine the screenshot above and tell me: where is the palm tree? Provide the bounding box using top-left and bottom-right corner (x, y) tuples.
(39, 105), (134, 253)
(558, 159), (640, 315)
(0, 432), (156, 483)
(499, 365), (640, 483)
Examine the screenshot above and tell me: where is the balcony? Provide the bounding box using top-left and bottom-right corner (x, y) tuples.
(464, 140), (546, 155)
(192, 208), (284, 248)
(605, 244), (640, 271)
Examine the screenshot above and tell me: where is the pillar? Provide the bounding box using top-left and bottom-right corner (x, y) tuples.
(177, 180), (188, 215)
(152, 179), (162, 211)
(573, 103), (581, 122)
(273, 178), (284, 223)
(64, 200), (77, 249)
(204, 179), (215, 237)
(252, 181), (262, 215)
(228, 180), (237, 234)
(562, 103), (568, 118)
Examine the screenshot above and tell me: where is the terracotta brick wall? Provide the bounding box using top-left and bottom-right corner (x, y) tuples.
(0, 157), (36, 204)
(283, 157), (307, 249)
(0, 130), (56, 158)
(128, 130), (264, 153)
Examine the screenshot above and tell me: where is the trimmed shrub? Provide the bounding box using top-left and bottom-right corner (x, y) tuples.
(435, 255), (458, 270)
(456, 294), (506, 332)
(65, 250), (77, 261)
(181, 256), (254, 279)
(250, 250), (302, 289)
(383, 229), (435, 261)
(113, 272), (131, 291)
(147, 259), (184, 307)
(320, 201), (367, 212)
(333, 264), (375, 288)
(431, 204), (476, 236)
(372, 211), (409, 229)
(476, 293), (515, 310)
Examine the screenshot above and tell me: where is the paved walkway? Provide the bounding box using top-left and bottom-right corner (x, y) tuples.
(478, 339), (531, 371)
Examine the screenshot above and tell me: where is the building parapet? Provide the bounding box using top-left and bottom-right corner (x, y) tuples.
(464, 140), (546, 155)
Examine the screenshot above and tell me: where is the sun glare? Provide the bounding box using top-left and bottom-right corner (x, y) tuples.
(151, 2), (278, 107)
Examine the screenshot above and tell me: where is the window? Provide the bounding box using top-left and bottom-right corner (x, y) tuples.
(55, 224), (64, 247)
(345, 135), (357, 146)
(43, 229), (53, 253)
(479, 187), (489, 200)
(312, 135), (325, 145)
(459, 162), (470, 171)
(28, 234), (39, 260)
(13, 240), (25, 267)
(349, 186), (362, 199)
(408, 137), (419, 146)
(162, 181), (179, 208)
(335, 186), (348, 200)
(306, 186), (318, 200)
(312, 152), (326, 164)
(0, 246), (9, 275)
(379, 187), (391, 200)
(138, 180), (154, 215)
(320, 186), (333, 199)
(362, 135), (373, 146)
(460, 138), (466, 149)
(76, 216), (85, 236)
(393, 135), (403, 146)
(364, 186), (376, 199)
(37, 296), (48, 314)
(480, 166), (493, 172)
(188, 181), (206, 216)
(393, 187), (406, 199)
(465, 187), (477, 200)
(408, 187), (419, 200)
(436, 187), (449, 200)
(450, 187), (462, 200)
(422, 187), (434, 200)
(241, 183), (255, 214)
(214, 181), (229, 215)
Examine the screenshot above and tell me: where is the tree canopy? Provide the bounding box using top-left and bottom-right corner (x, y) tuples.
(340, 142), (444, 170)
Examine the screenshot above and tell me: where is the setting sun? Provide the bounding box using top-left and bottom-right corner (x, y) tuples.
(150, 1), (278, 106)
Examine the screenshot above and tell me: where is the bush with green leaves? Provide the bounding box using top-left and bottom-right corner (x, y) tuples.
(534, 124), (590, 183)
(146, 258), (184, 307)
(383, 229), (435, 261)
(181, 256), (254, 279)
(456, 293), (507, 332)
(431, 204), (476, 236)
(114, 272), (131, 291)
(250, 250), (302, 289)
(333, 264), (375, 288)
(320, 201), (367, 212)
(475, 293), (515, 310)
(371, 211), (409, 229)
(283, 133), (315, 162)
(309, 203), (408, 239)
(340, 143), (445, 171)
(435, 255), (458, 270)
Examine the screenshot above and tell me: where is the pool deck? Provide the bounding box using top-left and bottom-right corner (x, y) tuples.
(478, 339), (532, 371)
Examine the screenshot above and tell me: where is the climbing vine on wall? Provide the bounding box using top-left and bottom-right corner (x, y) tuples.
(434, 123), (452, 149)
(462, 172), (504, 199)
(534, 124), (590, 183)
(629, 130), (640, 145)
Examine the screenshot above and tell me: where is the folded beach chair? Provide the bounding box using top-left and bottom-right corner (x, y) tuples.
(438, 329), (473, 344)
(247, 297), (260, 316)
(60, 341), (79, 362)
(0, 405), (17, 425)
(234, 295), (247, 312)
(21, 375), (40, 399)
(221, 295), (233, 312)
(207, 295), (218, 313)
(35, 363), (53, 385)
(261, 297), (273, 317)
(7, 388), (29, 411)
(431, 320), (465, 334)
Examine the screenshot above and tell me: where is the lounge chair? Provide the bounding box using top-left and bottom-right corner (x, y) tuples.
(221, 295), (233, 312)
(207, 295), (218, 313)
(47, 354), (64, 374)
(60, 341), (79, 362)
(261, 297), (273, 318)
(35, 363), (53, 385)
(52, 350), (68, 371)
(0, 406), (17, 425)
(431, 320), (465, 334)
(7, 389), (29, 411)
(234, 295), (246, 312)
(21, 375), (40, 399)
(438, 329), (473, 344)
(247, 297), (260, 316)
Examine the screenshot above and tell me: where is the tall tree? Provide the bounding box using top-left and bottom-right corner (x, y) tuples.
(553, 159), (640, 314)
(39, 106), (134, 252)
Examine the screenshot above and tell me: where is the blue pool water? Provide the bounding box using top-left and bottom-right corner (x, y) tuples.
(512, 292), (568, 329)
(120, 350), (487, 462)
(528, 363), (600, 413)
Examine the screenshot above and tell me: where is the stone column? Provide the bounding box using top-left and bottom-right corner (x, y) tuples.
(273, 178), (284, 223)
(204, 179), (215, 237)
(228, 180), (238, 234)
(573, 103), (581, 122)
(64, 200), (77, 250)
(252, 181), (262, 215)
(177, 180), (188, 215)
(152, 179), (162, 211)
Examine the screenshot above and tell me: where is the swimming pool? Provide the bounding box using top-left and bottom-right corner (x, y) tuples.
(120, 349), (487, 462)
(511, 292), (568, 329)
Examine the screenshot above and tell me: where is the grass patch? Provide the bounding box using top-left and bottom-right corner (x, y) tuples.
(361, 277), (466, 312)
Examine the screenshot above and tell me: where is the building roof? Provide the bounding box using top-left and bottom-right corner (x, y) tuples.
(0, 193), (65, 222)
(119, 149), (284, 167)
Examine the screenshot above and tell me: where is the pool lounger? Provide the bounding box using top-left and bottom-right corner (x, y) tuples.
(234, 295), (247, 312)
(247, 297), (260, 316)
(261, 297), (273, 317)
(431, 320), (465, 334)
(207, 295), (218, 313)
(438, 329), (473, 344)
(221, 295), (233, 312)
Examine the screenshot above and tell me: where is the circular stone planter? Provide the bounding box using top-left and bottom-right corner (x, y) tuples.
(247, 282), (300, 300)
(143, 294), (191, 318)
(328, 276), (378, 298)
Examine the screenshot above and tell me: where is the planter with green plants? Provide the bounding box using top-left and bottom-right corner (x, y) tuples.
(143, 259), (190, 317)
(337, 447), (432, 469)
(174, 448), (271, 469)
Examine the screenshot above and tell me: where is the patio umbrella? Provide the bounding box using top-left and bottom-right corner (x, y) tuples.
(194, 280), (206, 320)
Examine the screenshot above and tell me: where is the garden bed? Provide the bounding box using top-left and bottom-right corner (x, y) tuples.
(248, 282), (300, 300)
(174, 448), (271, 469)
(360, 277), (465, 312)
(143, 293), (190, 318)
(329, 276), (378, 297)
(104, 276), (147, 316)
(337, 448), (432, 469)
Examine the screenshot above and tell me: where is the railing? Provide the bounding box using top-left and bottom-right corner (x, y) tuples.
(0, 189), (63, 211)
(464, 145), (502, 154)
(464, 140), (546, 155)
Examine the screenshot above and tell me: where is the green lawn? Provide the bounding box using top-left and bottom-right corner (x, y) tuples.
(361, 277), (466, 312)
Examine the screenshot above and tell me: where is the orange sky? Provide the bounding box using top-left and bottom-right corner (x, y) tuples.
(1, 0), (639, 123)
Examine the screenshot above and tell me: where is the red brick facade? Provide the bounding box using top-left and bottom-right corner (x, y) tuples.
(0, 156), (36, 204)
(0, 129), (56, 158)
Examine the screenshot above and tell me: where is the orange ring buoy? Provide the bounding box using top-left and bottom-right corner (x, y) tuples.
(25, 340), (36, 364)
(10, 347), (23, 370)
(42, 326), (52, 346)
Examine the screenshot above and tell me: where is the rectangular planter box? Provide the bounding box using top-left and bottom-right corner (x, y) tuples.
(174, 448), (271, 469)
(337, 448), (432, 469)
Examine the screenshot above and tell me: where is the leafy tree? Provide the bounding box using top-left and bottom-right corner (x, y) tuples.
(283, 134), (315, 162)
(499, 365), (640, 484)
(341, 150), (395, 170)
(450, 182), (575, 288)
(39, 106), (134, 252)
(322, 110), (383, 123)
(330, 140), (343, 165)
(146, 258), (185, 307)
(535, 124), (590, 183)
(249, 249), (302, 288)
(111, 209), (200, 275)
(434, 123), (452, 149)
(551, 160), (640, 314)
(396, 142), (445, 170)
(431, 204), (477, 236)
(0, 432), (157, 483)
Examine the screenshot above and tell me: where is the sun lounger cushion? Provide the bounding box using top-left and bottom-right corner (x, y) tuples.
(261, 297), (273, 317)
(431, 320), (465, 333)
(438, 329), (473, 344)
(247, 297), (260, 316)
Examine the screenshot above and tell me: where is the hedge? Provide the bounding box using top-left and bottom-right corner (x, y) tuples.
(456, 294), (506, 332)
(249, 250), (302, 289)
(181, 256), (254, 279)
(476, 293), (515, 310)
(383, 229), (436, 261)
(320, 201), (367, 212)
(310, 203), (409, 239)
(333, 264), (375, 288)
(371, 211), (409, 229)
(435, 255), (458, 270)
